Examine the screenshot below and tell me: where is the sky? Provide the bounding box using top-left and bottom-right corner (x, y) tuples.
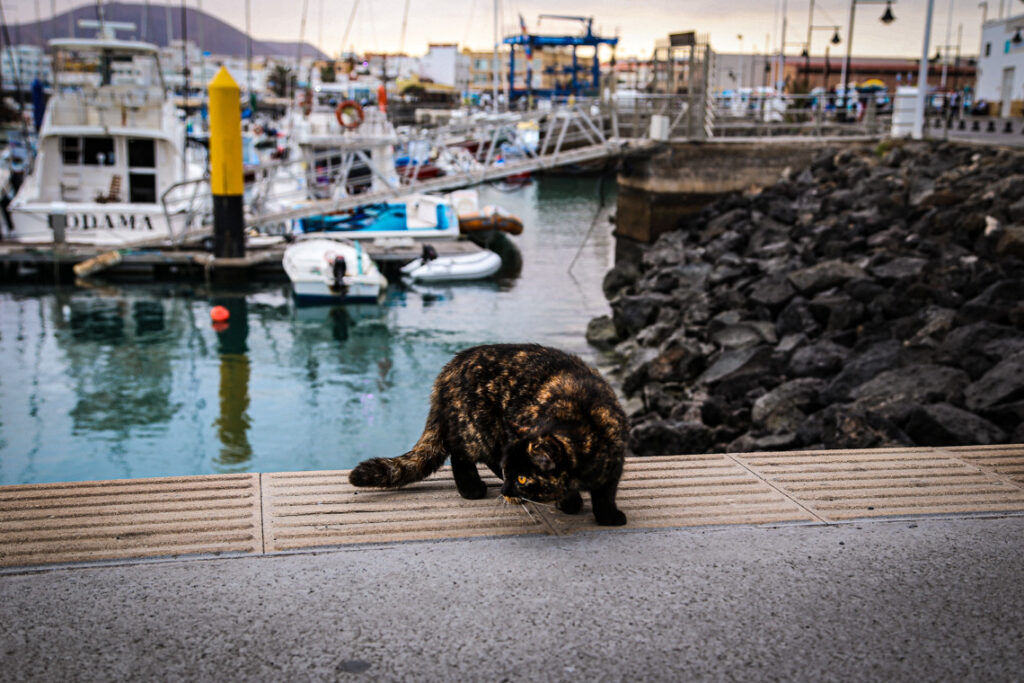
(5, 0), (1011, 60)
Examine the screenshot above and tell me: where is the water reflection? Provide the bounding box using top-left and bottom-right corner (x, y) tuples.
(61, 294), (182, 435)
(0, 176), (618, 485)
(213, 297), (251, 469)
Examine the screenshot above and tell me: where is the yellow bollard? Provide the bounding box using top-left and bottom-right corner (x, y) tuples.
(208, 66), (245, 258)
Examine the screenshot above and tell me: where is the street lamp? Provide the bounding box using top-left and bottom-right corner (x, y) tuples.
(799, 26), (841, 91)
(840, 0), (897, 115)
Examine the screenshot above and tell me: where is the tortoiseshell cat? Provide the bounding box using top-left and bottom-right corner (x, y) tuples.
(349, 343), (628, 525)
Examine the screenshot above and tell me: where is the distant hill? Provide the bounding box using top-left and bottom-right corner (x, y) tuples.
(5, 1), (329, 60)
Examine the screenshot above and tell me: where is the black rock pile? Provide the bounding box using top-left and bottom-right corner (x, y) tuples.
(589, 140), (1024, 455)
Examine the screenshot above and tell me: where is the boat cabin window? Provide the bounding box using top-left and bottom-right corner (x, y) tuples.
(60, 136), (115, 166)
(128, 139), (156, 168)
(129, 173), (157, 203)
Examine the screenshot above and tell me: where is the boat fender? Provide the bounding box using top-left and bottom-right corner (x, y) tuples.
(336, 100), (365, 129)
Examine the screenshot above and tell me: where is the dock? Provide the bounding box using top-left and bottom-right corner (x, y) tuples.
(0, 238), (490, 284)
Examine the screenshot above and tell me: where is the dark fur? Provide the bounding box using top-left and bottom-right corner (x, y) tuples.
(349, 344), (628, 525)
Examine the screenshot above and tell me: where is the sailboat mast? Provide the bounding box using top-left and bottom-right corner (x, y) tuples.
(491, 0), (497, 111)
(245, 0), (252, 98)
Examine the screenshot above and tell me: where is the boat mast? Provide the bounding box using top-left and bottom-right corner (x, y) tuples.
(492, 0), (497, 112)
(245, 0), (252, 100)
(181, 0), (189, 177)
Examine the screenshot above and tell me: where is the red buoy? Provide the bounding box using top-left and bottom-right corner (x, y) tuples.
(210, 305), (230, 323)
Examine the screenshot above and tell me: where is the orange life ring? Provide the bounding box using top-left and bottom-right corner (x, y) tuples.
(336, 100), (365, 129)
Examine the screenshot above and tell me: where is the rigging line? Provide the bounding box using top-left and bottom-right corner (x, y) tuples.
(317, 0), (324, 59)
(296, 0), (309, 69)
(339, 0), (359, 57)
(567, 160), (616, 279)
(815, 1), (841, 28)
(398, 0), (410, 55)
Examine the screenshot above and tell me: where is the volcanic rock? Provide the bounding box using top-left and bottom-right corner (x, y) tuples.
(904, 403), (1007, 446)
(597, 140), (1024, 456)
(964, 350), (1024, 412)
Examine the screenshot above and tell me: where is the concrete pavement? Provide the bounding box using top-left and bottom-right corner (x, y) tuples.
(2, 514), (1023, 681)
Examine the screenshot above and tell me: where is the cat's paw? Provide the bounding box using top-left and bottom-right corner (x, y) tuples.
(557, 491), (583, 514)
(594, 508), (627, 526)
(455, 480), (488, 500)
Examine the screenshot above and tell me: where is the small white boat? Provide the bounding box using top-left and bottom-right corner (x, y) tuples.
(283, 237), (388, 303)
(400, 246), (502, 282)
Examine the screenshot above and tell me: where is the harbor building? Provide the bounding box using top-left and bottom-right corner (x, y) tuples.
(1, 44), (52, 89)
(976, 12), (1024, 116)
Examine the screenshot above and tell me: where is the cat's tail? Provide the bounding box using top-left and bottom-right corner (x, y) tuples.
(348, 412), (446, 488)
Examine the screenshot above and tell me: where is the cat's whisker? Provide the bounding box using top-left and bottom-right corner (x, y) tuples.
(519, 502), (539, 525)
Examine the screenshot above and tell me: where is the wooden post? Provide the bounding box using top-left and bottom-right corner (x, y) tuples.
(208, 66), (245, 258)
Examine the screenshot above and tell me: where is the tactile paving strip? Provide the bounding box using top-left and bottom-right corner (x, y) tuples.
(3, 446), (1024, 569)
(733, 447), (1024, 521)
(261, 469), (547, 551)
(545, 454), (817, 535)
(0, 474), (262, 568)
(947, 444), (1024, 486)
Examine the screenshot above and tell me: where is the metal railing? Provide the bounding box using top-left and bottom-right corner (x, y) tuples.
(711, 92), (890, 137)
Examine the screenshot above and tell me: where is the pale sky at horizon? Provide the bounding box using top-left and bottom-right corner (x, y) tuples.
(5, 1), (1011, 60)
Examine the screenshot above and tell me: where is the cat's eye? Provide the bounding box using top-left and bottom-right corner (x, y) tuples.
(517, 475), (527, 485)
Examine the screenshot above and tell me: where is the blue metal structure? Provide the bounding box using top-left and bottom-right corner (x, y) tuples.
(502, 15), (618, 99)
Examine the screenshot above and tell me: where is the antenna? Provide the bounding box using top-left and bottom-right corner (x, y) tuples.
(77, 19), (136, 40)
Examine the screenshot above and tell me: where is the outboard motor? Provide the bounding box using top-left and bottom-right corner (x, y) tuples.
(331, 255), (348, 294)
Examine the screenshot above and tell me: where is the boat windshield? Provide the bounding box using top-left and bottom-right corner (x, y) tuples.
(52, 46), (165, 92)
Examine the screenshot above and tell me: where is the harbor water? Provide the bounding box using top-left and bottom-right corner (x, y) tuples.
(0, 176), (617, 486)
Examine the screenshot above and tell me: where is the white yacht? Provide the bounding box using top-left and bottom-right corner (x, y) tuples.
(4, 31), (207, 247)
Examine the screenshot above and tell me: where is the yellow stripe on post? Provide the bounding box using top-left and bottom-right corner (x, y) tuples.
(208, 66), (245, 258)
(209, 66), (244, 196)
(208, 66), (244, 196)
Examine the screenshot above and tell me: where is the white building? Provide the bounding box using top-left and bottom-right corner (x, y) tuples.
(1, 45), (52, 88)
(977, 13), (1024, 117)
(419, 43), (470, 93)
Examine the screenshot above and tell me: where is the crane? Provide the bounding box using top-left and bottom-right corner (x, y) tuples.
(537, 14), (594, 37)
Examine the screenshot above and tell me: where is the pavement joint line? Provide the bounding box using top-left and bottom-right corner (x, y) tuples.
(722, 452), (831, 524)
(257, 472), (266, 554)
(933, 447), (1024, 491)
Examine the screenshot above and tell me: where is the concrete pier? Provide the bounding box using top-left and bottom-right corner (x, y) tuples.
(614, 138), (876, 257)
(1, 445), (1023, 681)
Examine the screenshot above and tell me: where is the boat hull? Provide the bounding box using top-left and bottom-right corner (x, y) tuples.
(400, 249), (502, 282)
(6, 202), (196, 247)
(290, 279), (384, 303)
(283, 237), (388, 304)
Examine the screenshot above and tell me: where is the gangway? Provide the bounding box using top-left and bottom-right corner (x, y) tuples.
(167, 104), (647, 237)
